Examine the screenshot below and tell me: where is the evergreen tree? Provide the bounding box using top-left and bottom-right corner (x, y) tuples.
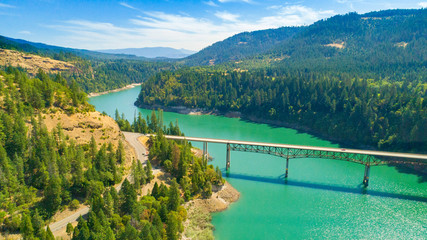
(168, 179), (180, 211)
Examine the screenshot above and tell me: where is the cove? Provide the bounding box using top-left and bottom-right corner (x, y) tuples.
(89, 86), (426, 239)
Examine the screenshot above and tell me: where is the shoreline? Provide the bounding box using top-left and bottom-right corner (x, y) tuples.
(87, 83), (142, 98)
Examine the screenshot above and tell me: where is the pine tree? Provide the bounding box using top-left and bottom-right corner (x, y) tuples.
(66, 223), (74, 238)
(44, 176), (62, 216)
(119, 179), (137, 215)
(46, 226), (55, 240)
(31, 209), (46, 240)
(168, 179), (180, 211)
(20, 213), (34, 240)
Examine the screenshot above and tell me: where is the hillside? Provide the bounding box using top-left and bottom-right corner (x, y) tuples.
(263, 9), (427, 71)
(0, 49), (75, 75)
(183, 27), (303, 66)
(182, 9), (426, 69)
(0, 66), (138, 238)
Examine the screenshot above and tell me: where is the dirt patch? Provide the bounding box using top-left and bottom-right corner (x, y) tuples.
(395, 42), (408, 48)
(0, 49), (75, 75)
(325, 42), (345, 49)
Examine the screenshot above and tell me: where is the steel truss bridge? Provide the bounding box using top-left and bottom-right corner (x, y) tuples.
(158, 135), (427, 187)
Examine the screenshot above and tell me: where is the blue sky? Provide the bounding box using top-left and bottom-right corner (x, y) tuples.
(0, 0), (426, 51)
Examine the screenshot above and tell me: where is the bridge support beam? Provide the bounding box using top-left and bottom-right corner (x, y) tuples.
(285, 157), (289, 178)
(226, 143), (231, 171)
(363, 164), (370, 187)
(202, 142), (208, 160)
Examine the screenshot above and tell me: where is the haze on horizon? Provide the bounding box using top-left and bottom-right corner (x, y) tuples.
(1, 0), (426, 51)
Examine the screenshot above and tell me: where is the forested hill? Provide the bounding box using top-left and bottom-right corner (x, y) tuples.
(183, 9), (426, 69)
(263, 9), (427, 71)
(183, 27), (303, 66)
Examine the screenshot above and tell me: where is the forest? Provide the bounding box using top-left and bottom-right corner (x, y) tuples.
(0, 67), (223, 239)
(0, 66), (125, 236)
(135, 67), (426, 153)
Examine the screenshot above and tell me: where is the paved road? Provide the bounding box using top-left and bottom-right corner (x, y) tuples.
(49, 207), (89, 232)
(122, 131), (148, 164)
(49, 131), (150, 233)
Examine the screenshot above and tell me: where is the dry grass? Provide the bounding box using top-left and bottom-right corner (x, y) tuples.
(0, 49), (75, 75)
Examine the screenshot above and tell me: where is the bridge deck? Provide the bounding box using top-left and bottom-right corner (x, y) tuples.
(160, 135), (427, 160)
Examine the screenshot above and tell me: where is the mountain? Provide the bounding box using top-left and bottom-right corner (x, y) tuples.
(0, 35), (148, 60)
(99, 47), (196, 59)
(183, 9), (426, 68)
(183, 26), (303, 66)
(262, 9), (427, 71)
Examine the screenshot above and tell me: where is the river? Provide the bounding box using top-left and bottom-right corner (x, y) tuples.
(89, 85), (426, 239)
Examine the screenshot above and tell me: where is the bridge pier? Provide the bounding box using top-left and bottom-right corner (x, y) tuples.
(203, 142), (208, 160)
(363, 164), (370, 187)
(285, 157), (289, 178)
(226, 143), (231, 171)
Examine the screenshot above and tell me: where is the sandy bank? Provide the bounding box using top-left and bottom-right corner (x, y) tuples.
(88, 83), (142, 98)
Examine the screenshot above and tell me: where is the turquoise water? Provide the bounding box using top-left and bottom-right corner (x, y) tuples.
(89, 86), (427, 239)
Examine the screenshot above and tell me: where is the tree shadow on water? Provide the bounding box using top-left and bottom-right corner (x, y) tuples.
(224, 172), (427, 203)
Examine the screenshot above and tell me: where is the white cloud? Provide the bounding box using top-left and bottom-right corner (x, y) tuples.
(218, 0), (253, 3)
(215, 11), (240, 22)
(119, 2), (137, 10)
(19, 30), (31, 35)
(0, 3), (15, 8)
(204, 1), (218, 7)
(45, 5), (335, 51)
(258, 5), (335, 28)
(419, 2), (427, 7)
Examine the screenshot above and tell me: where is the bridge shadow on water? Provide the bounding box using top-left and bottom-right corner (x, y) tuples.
(224, 172), (427, 203)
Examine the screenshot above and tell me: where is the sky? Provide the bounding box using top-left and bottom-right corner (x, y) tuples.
(0, 0), (426, 51)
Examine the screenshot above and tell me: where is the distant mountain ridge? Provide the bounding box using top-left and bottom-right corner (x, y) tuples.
(183, 8), (426, 68)
(99, 47), (196, 59)
(0, 35), (148, 60)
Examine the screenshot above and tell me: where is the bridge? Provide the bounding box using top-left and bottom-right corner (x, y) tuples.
(158, 135), (427, 187)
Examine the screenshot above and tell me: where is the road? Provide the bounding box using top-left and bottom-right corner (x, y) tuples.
(49, 131), (150, 233)
(159, 135), (427, 160)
